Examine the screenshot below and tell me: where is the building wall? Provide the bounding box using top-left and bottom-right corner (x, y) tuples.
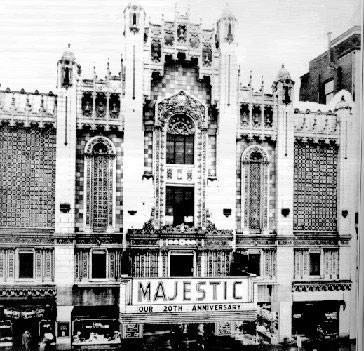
(0, 125), (56, 228)
(299, 29), (361, 103)
(151, 61), (211, 104)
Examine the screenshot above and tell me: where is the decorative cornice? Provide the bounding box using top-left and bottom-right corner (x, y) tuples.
(292, 280), (352, 292)
(0, 285), (56, 299)
(0, 233), (54, 246)
(75, 234), (123, 245)
(235, 234), (350, 247)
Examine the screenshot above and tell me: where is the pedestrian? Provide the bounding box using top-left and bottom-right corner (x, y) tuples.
(21, 330), (30, 351)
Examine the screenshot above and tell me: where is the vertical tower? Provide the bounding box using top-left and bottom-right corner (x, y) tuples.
(122, 4), (146, 241)
(214, 5), (238, 230)
(54, 45), (80, 339)
(55, 44), (80, 235)
(334, 93), (357, 338)
(271, 65), (295, 341)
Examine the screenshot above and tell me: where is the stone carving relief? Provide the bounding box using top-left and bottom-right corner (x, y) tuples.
(82, 92), (93, 117)
(164, 22), (175, 47)
(151, 38), (162, 62)
(157, 91), (206, 128)
(109, 93), (120, 119)
(167, 114), (195, 135)
(177, 24), (187, 44)
(202, 43), (212, 67)
(189, 29), (200, 49)
(95, 93), (106, 118)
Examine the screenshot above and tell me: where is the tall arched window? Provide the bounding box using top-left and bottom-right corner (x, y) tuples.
(242, 146), (269, 234)
(166, 114), (195, 165)
(84, 136), (116, 233)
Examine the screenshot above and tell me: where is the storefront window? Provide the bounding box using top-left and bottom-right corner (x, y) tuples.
(18, 252), (34, 279)
(91, 251), (107, 279)
(292, 301), (339, 339)
(0, 320), (12, 343)
(72, 319), (120, 347)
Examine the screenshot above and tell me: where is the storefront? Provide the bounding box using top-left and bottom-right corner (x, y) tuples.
(292, 301), (340, 340)
(71, 306), (121, 350)
(0, 300), (56, 349)
(119, 277), (257, 349)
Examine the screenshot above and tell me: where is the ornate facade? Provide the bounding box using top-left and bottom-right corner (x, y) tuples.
(0, 3), (359, 350)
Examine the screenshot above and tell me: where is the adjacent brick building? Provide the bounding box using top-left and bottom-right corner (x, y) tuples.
(299, 25), (361, 104)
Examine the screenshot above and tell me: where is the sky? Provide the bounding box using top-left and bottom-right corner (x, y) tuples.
(0, 0), (361, 100)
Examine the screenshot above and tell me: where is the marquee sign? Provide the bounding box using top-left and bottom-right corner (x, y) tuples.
(130, 278), (252, 306)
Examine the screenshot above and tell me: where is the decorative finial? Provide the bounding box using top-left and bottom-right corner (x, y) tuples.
(282, 64), (285, 68)
(262, 76), (264, 86)
(68, 43), (71, 49)
(249, 70), (252, 87)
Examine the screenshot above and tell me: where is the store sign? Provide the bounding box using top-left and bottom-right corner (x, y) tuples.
(126, 303), (250, 314)
(131, 278), (251, 306)
(163, 239), (198, 246)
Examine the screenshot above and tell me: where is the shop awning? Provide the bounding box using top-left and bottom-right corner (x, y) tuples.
(72, 305), (119, 320)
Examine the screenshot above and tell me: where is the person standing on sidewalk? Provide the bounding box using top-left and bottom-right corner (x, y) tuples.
(21, 330), (30, 351)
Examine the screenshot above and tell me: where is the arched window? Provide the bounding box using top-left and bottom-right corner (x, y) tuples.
(84, 137), (116, 233)
(242, 146), (269, 233)
(166, 114), (195, 165)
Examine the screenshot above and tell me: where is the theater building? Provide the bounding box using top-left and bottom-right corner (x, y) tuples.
(0, 3), (359, 350)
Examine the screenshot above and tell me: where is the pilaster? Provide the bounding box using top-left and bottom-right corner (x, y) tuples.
(122, 4), (147, 242)
(213, 12), (238, 230)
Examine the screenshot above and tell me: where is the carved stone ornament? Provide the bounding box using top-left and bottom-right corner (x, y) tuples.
(292, 280), (351, 292)
(167, 114), (195, 135)
(164, 22), (175, 46)
(151, 38), (162, 62)
(189, 31), (200, 49)
(0, 286), (56, 298)
(157, 90), (206, 129)
(202, 43), (212, 67)
(177, 24), (187, 43)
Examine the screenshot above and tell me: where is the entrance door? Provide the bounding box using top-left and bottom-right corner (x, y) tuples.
(170, 254), (194, 277)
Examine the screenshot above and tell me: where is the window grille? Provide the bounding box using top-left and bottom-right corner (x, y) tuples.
(84, 137), (115, 232)
(294, 143), (338, 231)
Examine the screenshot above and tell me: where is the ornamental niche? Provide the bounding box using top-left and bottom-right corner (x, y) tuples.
(154, 91), (207, 229)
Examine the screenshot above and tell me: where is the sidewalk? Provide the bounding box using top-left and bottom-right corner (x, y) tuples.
(0, 338), (356, 351)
